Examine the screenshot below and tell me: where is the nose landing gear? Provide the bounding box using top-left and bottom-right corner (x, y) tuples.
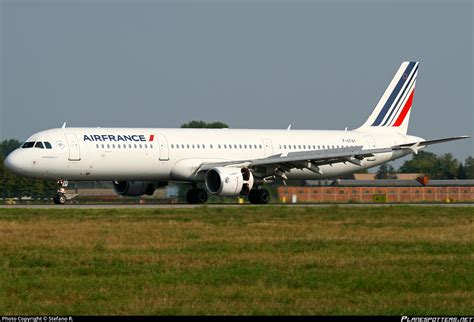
(53, 179), (68, 205)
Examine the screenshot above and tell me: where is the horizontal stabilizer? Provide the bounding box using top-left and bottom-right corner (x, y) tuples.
(394, 136), (469, 149)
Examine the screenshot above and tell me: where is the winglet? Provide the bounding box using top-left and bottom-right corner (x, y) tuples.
(62, 122), (67, 129)
(287, 124), (291, 130)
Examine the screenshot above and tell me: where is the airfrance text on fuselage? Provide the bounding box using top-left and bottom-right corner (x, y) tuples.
(83, 134), (153, 142)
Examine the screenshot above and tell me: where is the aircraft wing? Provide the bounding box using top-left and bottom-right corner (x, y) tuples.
(195, 145), (392, 179)
(195, 135), (469, 179)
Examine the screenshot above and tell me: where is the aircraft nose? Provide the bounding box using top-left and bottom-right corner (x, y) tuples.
(4, 150), (24, 174)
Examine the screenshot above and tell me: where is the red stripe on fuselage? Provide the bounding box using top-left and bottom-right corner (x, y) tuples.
(393, 89), (415, 127)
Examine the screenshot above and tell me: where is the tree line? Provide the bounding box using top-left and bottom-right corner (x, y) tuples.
(375, 152), (474, 179)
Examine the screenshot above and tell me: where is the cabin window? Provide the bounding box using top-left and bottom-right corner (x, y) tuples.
(259, 145), (263, 149)
(96, 144), (99, 149)
(150, 144), (153, 149)
(112, 144), (115, 149)
(22, 142), (35, 148)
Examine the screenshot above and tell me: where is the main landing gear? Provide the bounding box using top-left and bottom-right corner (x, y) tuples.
(186, 187), (208, 204)
(248, 188), (270, 204)
(53, 179), (68, 205)
(184, 185), (270, 205)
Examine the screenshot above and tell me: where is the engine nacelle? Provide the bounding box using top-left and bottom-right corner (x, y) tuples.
(113, 181), (167, 197)
(205, 167), (254, 196)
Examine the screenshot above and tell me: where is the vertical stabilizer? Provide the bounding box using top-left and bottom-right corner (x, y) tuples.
(357, 61), (419, 135)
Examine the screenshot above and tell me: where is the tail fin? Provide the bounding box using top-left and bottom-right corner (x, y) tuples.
(356, 61), (419, 134)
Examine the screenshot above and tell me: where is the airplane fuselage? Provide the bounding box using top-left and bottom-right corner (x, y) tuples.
(5, 127), (415, 182)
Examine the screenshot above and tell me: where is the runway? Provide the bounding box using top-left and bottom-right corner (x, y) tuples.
(1, 203), (473, 209)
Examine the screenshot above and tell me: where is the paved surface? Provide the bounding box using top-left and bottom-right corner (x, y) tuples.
(1, 203), (473, 209)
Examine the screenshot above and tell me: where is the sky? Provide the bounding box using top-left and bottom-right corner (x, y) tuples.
(1, 0), (473, 165)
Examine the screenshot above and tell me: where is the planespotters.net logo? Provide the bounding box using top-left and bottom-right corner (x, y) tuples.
(402, 317), (474, 322)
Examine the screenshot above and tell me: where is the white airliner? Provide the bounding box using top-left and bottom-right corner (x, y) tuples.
(4, 61), (468, 204)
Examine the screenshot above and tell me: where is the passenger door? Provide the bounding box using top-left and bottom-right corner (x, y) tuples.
(156, 133), (169, 161)
(65, 133), (81, 161)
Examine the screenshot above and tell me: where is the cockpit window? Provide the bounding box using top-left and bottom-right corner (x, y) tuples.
(44, 142), (52, 149)
(22, 142), (35, 148)
(34, 142), (44, 149)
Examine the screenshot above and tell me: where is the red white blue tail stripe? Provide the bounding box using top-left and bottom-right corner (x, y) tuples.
(371, 61), (418, 127)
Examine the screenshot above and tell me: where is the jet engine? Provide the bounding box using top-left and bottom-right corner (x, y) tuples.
(205, 167), (254, 196)
(113, 181), (168, 197)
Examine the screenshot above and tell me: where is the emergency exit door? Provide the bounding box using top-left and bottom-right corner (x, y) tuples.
(263, 138), (274, 157)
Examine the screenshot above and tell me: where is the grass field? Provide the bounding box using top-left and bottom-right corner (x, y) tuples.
(0, 206), (472, 315)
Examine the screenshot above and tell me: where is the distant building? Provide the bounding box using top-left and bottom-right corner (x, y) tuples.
(278, 177), (474, 203)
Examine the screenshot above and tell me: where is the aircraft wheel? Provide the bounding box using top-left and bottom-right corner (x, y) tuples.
(53, 194), (66, 205)
(257, 189), (270, 204)
(248, 189), (259, 204)
(186, 189), (208, 204)
(186, 189), (197, 204)
(195, 189), (208, 204)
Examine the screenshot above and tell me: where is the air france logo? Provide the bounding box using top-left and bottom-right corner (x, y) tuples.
(83, 134), (155, 142)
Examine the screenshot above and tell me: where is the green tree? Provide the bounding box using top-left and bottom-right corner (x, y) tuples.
(399, 151), (438, 176)
(436, 153), (459, 179)
(464, 156), (474, 179)
(375, 163), (397, 179)
(456, 163), (467, 179)
(399, 151), (460, 179)
(181, 120), (229, 129)
(0, 139), (21, 158)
